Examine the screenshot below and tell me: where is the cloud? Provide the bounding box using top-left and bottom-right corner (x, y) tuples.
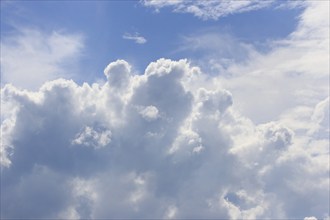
(123, 32), (147, 44)
(142, 0), (275, 20)
(174, 31), (254, 78)
(222, 1), (329, 125)
(175, 1), (329, 125)
(1, 57), (328, 219)
(72, 126), (112, 149)
(0, 28), (84, 90)
(1, 2), (329, 219)
(138, 105), (160, 121)
(304, 217), (318, 220)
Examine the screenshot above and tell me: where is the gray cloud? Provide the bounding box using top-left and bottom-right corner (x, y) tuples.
(1, 58), (328, 219)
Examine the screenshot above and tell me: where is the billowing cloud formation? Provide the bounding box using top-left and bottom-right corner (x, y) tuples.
(142, 0), (275, 20)
(123, 32), (147, 44)
(1, 58), (329, 219)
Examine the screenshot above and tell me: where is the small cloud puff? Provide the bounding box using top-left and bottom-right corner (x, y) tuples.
(123, 32), (147, 44)
(138, 105), (159, 121)
(72, 126), (111, 149)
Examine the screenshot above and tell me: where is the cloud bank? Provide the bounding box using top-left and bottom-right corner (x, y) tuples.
(1, 58), (329, 219)
(1, 1), (329, 219)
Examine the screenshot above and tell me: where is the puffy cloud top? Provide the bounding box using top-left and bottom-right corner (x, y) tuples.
(104, 59), (132, 89)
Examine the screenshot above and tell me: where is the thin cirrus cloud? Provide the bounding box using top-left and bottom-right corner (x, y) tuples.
(122, 32), (147, 44)
(142, 0), (275, 20)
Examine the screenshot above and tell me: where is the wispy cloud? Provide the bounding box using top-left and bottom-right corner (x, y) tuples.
(142, 0), (275, 20)
(0, 28), (84, 90)
(175, 1), (329, 125)
(122, 32), (147, 44)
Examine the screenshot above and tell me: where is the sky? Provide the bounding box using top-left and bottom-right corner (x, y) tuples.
(0, 0), (329, 219)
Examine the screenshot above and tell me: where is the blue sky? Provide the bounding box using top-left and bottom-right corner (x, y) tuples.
(1, 0), (303, 82)
(1, 1), (329, 219)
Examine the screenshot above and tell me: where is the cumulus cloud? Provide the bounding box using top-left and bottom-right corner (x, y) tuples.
(1, 57), (328, 219)
(142, 0), (274, 20)
(0, 28), (84, 90)
(123, 32), (147, 44)
(1, 2), (329, 219)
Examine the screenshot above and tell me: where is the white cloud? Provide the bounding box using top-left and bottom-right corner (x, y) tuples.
(104, 59), (132, 89)
(1, 2), (328, 219)
(142, 0), (274, 20)
(0, 28), (84, 90)
(138, 105), (159, 121)
(224, 1), (329, 125)
(176, 1), (329, 125)
(1, 57), (328, 219)
(174, 31), (254, 77)
(304, 217), (317, 220)
(72, 126), (112, 149)
(123, 32), (147, 44)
